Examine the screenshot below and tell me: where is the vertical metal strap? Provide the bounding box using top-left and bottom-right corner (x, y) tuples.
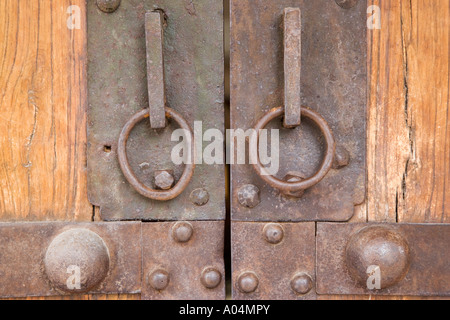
(145, 11), (166, 129)
(283, 8), (302, 128)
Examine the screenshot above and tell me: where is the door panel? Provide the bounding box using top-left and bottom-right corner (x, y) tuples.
(0, 0), (448, 301)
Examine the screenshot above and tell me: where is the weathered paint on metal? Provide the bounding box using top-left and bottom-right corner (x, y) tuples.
(87, 0), (225, 221)
(230, 0), (367, 222)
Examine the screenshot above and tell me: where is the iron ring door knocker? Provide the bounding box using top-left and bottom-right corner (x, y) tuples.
(250, 8), (335, 197)
(118, 12), (195, 201)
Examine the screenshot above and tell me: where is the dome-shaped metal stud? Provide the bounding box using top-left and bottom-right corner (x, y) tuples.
(44, 228), (110, 293)
(345, 226), (411, 290)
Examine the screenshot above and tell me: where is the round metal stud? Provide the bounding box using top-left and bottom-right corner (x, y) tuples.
(237, 272), (259, 293)
(290, 273), (313, 295)
(44, 228), (110, 293)
(148, 269), (170, 291)
(345, 225), (411, 289)
(190, 188), (210, 206)
(263, 223), (285, 244)
(96, 0), (121, 13)
(201, 267), (222, 289)
(172, 222), (194, 243)
(237, 184), (261, 208)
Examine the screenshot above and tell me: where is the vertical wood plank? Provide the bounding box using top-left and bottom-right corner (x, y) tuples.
(367, 0), (449, 223)
(0, 0), (91, 221)
(398, 0), (450, 223)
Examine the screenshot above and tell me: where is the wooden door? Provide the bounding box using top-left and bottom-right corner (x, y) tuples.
(0, 0), (448, 300)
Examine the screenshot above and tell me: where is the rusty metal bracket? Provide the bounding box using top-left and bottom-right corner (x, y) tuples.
(283, 8), (302, 128)
(0, 222), (141, 298)
(87, 0), (225, 221)
(232, 222), (316, 300)
(145, 11), (166, 129)
(0, 221), (225, 299)
(317, 223), (450, 296)
(142, 221), (225, 300)
(231, 0), (367, 222)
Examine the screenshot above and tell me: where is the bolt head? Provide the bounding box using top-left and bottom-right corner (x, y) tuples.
(148, 269), (170, 291)
(237, 184), (261, 208)
(96, 0), (121, 13)
(263, 223), (285, 244)
(237, 272), (259, 293)
(190, 188), (210, 206)
(201, 268), (222, 289)
(346, 226), (411, 289)
(335, 0), (359, 9)
(154, 170), (175, 190)
(333, 146), (351, 169)
(291, 273), (313, 295)
(283, 172), (306, 198)
(44, 228), (110, 293)
(172, 222), (194, 243)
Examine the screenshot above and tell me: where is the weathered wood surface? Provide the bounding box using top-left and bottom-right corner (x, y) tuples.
(0, 0), (91, 221)
(367, 0), (449, 223)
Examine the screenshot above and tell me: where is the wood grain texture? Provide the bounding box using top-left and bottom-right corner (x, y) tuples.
(367, 0), (450, 223)
(0, 0), (91, 221)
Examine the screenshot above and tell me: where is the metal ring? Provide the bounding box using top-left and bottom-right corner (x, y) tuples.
(250, 106), (335, 194)
(118, 108), (195, 201)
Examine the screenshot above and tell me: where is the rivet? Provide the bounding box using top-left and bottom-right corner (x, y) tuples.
(96, 0), (121, 13)
(44, 228), (110, 293)
(154, 170), (175, 190)
(172, 222), (194, 243)
(190, 188), (210, 206)
(263, 223), (284, 244)
(237, 272), (259, 293)
(201, 267), (222, 289)
(345, 226), (411, 289)
(333, 146), (351, 169)
(290, 273), (313, 295)
(148, 269), (170, 291)
(335, 0), (359, 9)
(237, 184), (261, 208)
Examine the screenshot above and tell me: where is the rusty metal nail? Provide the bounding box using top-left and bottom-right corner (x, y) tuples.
(172, 222), (194, 243)
(283, 172), (306, 198)
(291, 273), (313, 295)
(96, 0), (121, 13)
(333, 146), (350, 169)
(44, 228), (110, 293)
(237, 272), (259, 293)
(263, 223), (285, 244)
(201, 267), (222, 289)
(335, 0), (359, 9)
(190, 188), (210, 206)
(345, 226), (411, 290)
(154, 170), (175, 190)
(237, 184), (260, 208)
(148, 269), (170, 291)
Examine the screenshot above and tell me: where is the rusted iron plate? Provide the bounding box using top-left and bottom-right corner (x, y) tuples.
(142, 221), (225, 300)
(232, 222), (316, 300)
(317, 223), (450, 296)
(230, 0), (367, 221)
(88, 0), (225, 221)
(0, 222), (141, 298)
